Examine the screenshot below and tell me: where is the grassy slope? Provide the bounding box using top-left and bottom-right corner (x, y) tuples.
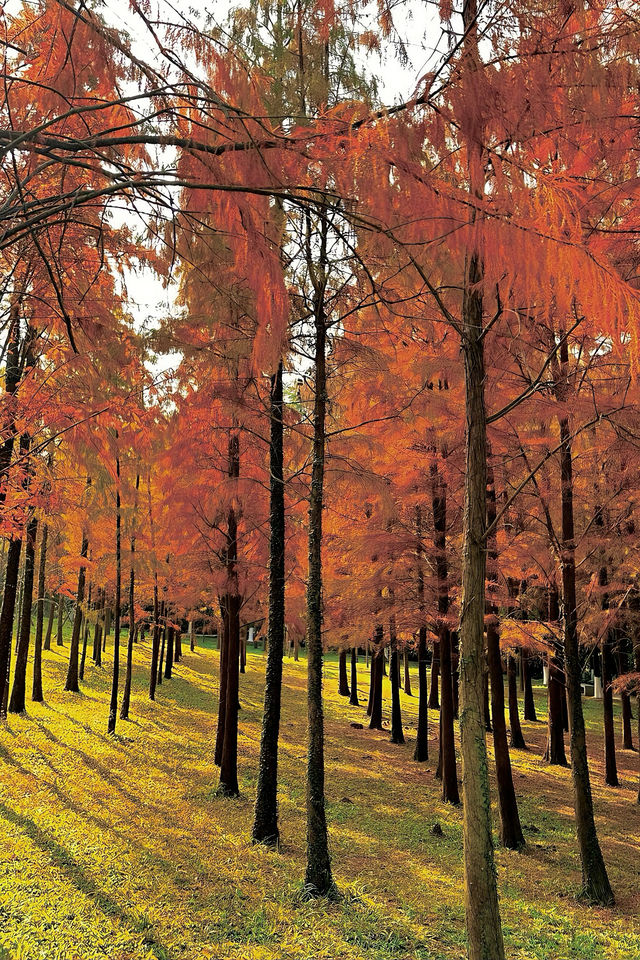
(0, 634), (639, 960)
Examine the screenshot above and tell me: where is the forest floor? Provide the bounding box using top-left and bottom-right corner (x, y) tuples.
(0, 635), (639, 960)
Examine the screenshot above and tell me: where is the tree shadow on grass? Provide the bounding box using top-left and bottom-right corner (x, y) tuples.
(0, 800), (175, 960)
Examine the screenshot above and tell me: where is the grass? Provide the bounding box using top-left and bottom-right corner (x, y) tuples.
(0, 631), (639, 959)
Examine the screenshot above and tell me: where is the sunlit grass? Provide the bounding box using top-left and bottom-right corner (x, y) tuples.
(0, 634), (638, 959)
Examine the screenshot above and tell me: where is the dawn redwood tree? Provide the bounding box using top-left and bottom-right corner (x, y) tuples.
(544, 586), (567, 765)
(431, 458), (458, 804)
(8, 510), (37, 714)
(338, 648), (350, 697)
(349, 647), (359, 707)
(31, 518), (49, 701)
(253, 362), (286, 845)
(120, 471), (140, 721)
(414, 506), (429, 761)
(552, 333), (614, 903)
(63, 525), (89, 693)
(486, 460), (524, 849)
(107, 441), (122, 735)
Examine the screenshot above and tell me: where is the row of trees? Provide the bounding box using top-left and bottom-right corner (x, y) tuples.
(3, 1), (640, 957)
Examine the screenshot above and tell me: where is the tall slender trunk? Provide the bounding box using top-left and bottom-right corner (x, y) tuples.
(598, 567), (618, 787)
(618, 645), (634, 750)
(148, 474), (160, 701)
(403, 649), (412, 696)
(32, 522), (48, 700)
(369, 637), (384, 730)
(414, 506), (429, 761)
(56, 591), (64, 646)
(43, 596), (55, 652)
(214, 605), (228, 765)
(522, 651), (537, 721)
(349, 647), (359, 706)
(389, 614), (404, 744)
(366, 643), (375, 716)
(544, 584), (567, 764)
(253, 363), (286, 845)
(304, 261), (334, 895)
(64, 523), (89, 693)
(457, 4), (505, 945)
(507, 656), (526, 749)
(486, 461), (524, 849)
(156, 605), (165, 688)
(483, 667), (492, 731)
(0, 429), (32, 715)
(0, 538), (22, 715)
(428, 642), (440, 709)
(218, 431), (241, 797)
(390, 647), (404, 744)
(79, 580), (91, 682)
(338, 649), (350, 697)
(93, 590), (104, 666)
(121, 473), (139, 720)
(556, 336), (613, 904)
(107, 448), (121, 735)
(431, 461), (458, 802)
(9, 512), (38, 713)
(164, 622), (174, 679)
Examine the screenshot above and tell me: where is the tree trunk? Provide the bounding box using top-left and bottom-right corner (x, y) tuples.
(522, 651), (537, 721)
(556, 347), (613, 904)
(120, 474), (139, 720)
(148, 474), (160, 700)
(457, 24), (505, 941)
(483, 667), (492, 731)
(414, 506), (429, 761)
(64, 528), (89, 693)
(369, 639), (384, 730)
(390, 631), (404, 744)
(304, 285), (334, 897)
(366, 646), (375, 716)
(486, 462), (524, 849)
(338, 648), (350, 697)
(544, 584), (567, 764)
(32, 523), (48, 700)
(0, 537), (22, 715)
(164, 624), (174, 679)
(428, 641), (440, 709)
(601, 632), (618, 787)
(431, 460), (458, 802)
(107, 451), (121, 735)
(56, 591), (64, 645)
(43, 596), (55, 652)
(218, 430), (241, 798)
(32, 526), (49, 702)
(157, 609), (165, 687)
(440, 627), (459, 803)
(79, 582), (91, 683)
(219, 594), (240, 796)
(253, 362), (286, 846)
(507, 656), (526, 749)
(403, 649), (412, 696)
(214, 606), (228, 765)
(414, 627), (429, 761)
(349, 647), (359, 706)
(9, 513), (38, 713)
